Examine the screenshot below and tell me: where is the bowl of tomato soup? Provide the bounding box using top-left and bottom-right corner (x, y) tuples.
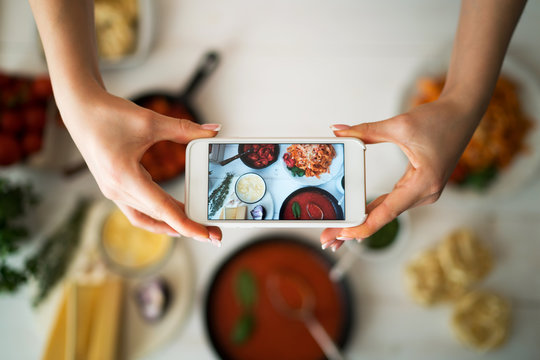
(204, 236), (354, 360)
(279, 187), (344, 220)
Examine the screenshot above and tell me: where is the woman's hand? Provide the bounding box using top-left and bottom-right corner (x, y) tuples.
(58, 86), (222, 245)
(321, 96), (481, 251)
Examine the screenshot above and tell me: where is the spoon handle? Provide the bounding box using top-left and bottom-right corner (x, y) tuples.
(304, 315), (344, 360)
(219, 149), (252, 166)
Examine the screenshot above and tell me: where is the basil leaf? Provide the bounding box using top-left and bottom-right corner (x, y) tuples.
(462, 166), (497, 190)
(231, 313), (255, 344)
(292, 202), (301, 219)
(291, 166), (305, 177)
(235, 269), (257, 309)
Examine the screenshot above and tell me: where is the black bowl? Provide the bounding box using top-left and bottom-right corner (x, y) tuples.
(204, 235), (355, 360)
(279, 186), (344, 220)
(238, 144), (280, 169)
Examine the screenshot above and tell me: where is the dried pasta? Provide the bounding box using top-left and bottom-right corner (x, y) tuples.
(452, 291), (511, 351)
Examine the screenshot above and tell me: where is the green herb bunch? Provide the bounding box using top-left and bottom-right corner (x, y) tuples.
(0, 177), (89, 305)
(208, 172), (234, 217)
(0, 178), (37, 293)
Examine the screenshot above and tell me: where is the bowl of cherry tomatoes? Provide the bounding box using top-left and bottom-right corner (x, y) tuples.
(0, 73), (54, 167)
(238, 144), (280, 169)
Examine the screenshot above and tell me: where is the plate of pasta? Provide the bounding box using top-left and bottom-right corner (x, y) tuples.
(402, 53), (540, 197)
(281, 143), (344, 185)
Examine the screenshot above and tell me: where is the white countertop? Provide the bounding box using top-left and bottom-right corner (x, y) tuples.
(1, 0), (540, 359)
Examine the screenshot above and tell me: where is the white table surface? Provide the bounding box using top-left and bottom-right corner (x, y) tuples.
(1, 1), (540, 359)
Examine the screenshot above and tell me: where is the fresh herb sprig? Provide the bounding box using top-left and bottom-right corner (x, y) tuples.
(292, 201), (301, 219)
(231, 269), (258, 344)
(288, 166), (305, 177)
(26, 200), (89, 305)
(208, 172), (234, 217)
(0, 177), (89, 305)
(0, 178), (37, 293)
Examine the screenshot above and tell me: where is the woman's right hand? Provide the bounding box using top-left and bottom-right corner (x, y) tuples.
(57, 86), (223, 246)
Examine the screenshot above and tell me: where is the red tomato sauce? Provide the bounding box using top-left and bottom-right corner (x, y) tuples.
(206, 241), (349, 360)
(282, 191), (339, 220)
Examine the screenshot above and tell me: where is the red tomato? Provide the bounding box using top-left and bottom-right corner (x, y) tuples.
(1, 110), (24, 134)
(24, 105), (47, 132)
(146, 97), (170, 114)
(22, 133), (43, 155)
(30, 77), (53, 100)
(0, 134), (22, 165)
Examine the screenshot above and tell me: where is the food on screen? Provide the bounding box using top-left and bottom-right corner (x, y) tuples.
(279, 187), (342, 221)
(207, 143), (344, 221)
(283, 144), (336, 178)
(239, 144), (279, 169)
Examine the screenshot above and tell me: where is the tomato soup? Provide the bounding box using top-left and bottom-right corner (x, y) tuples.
(205, 238), (353, 360)
(281, 189), (342, 220)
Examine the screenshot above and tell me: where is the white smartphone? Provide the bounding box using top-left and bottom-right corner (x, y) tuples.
(185, 138), (366, 228)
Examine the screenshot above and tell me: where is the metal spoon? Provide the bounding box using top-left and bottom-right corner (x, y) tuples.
(219, 148), (255, 166)
(266, 270), (344, 360)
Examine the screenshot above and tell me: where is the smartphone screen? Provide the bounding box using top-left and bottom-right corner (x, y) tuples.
(207, 143), (345, 220)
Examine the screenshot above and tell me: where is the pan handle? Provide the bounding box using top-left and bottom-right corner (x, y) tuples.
(181, 51), (220, 99)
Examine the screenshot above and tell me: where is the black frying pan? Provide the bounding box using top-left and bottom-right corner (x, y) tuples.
(132, 51), (220, 123)
(63, 51), (220, 177)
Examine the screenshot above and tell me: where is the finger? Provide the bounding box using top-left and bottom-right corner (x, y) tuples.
(320, 228), (356, 251)
(153, 113), (220, 143)
(339, 174), (421, 239)
(321, 194), (386, 244)
(320, 228), (342, 248)
(331, 120), (396, 144)
(116, 202), (179, 236)
(331, 240), (345, 252)
(172, 199), (223, 243)
(126, 169), (212, 241)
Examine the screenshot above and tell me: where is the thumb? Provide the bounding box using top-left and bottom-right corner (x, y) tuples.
(331, 119), (395, 144)
(154, 113), (221, 143)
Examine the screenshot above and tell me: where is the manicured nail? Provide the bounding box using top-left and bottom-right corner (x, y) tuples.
(195, 236), (210, 242)
(212, 239), (222, 248)
(336, 236), (354, 241)
(201, 123), (222, 131)
(167, 232), (180, 238)
(322, 239), (337, 250)
(330, 124), (351, 131)
(331, 242), (343, 252)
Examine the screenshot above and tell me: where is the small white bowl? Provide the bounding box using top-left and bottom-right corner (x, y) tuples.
(235, 173), (267, 204)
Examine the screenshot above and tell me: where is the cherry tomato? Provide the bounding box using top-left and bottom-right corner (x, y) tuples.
(1, 109), (24, 134)
(22, 132), (43, 155)
(0, 134), (22, 165)
(31, 77), (53, 100)
(24, 105), (46, 132)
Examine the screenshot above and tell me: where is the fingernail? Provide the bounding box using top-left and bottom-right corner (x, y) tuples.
(167, 232), (181, 238)
(201, 123), (222, 131)
(331, 242), (343, 252)
(195, 236), (210, 242)
(330, 124), (350, 131)
(322, 239), (336, 250)
(336, 236), (354, 241)
(212, 239), (222, 248)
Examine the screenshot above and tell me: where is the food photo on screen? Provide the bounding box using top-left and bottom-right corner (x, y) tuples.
(207, 143), (345, 221)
